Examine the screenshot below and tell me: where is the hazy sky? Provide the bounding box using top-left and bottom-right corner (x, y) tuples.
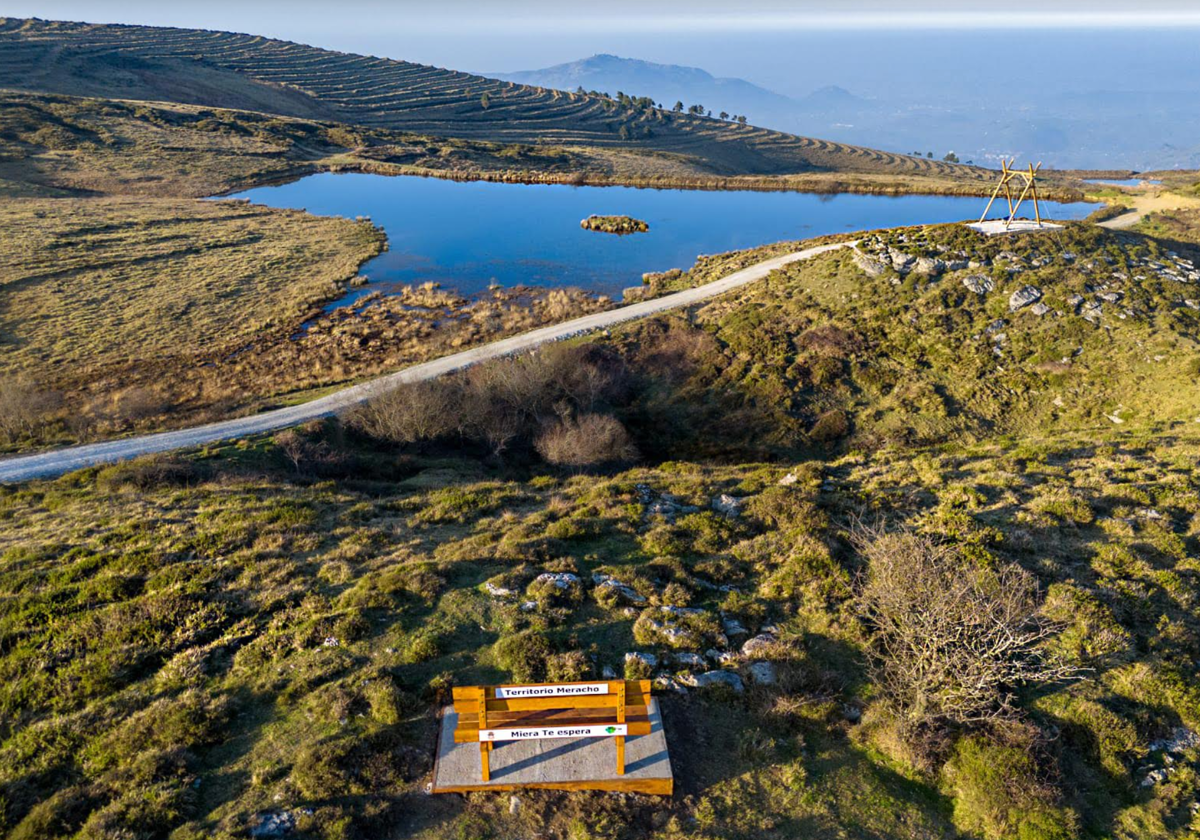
(4, 1), (1199, 100)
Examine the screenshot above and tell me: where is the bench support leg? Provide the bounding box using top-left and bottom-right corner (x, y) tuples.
(481, 741), (491, 782)
(616, 736), (625, 775)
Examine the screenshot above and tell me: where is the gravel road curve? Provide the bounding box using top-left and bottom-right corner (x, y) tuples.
(0, 241), (850, 482)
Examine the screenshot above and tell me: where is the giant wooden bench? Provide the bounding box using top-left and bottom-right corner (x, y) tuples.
(450, 680), (652, 781)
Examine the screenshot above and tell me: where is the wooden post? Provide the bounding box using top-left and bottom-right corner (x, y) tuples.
(616, 681), (626, 775)
(1030, 163), (1042, 225)
(478, 686), (490, 782)
(978, 159), (1011, 223)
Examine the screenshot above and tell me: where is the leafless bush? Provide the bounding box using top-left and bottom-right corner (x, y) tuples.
(535, 413), (638, 468)
(855, 525), (1077, 724)
(347, 379), (460, 443)
(346, 344), (627, 462)
(0, 376), (59, 443)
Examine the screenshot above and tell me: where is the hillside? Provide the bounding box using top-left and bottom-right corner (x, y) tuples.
(0, 17), (993, 183)
(1, 282), (1198, 840)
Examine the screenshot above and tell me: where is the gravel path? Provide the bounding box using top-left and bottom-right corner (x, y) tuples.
(0, 241), (850, 482)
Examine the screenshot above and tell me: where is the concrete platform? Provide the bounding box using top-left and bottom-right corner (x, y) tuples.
(966, 219), (1064, 236)
(431, 698), (673, 795)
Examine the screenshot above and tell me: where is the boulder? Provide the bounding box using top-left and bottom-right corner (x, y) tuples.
(913, 256), (946, 275)
(741, 634), (777, 657)
(1008, 285), (1042, 311)
(722, 616), (749, 638)
(673, 652), (707, 668)
(686, 670), (745, 693)
(851, 247), (889, 278)
(962, 274), (995, 295)
(625, 651), (658, 670)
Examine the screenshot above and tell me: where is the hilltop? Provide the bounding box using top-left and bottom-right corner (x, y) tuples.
(0, 17), (991, 184)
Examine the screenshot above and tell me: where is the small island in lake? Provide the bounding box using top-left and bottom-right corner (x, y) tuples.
(580, 214), (650, 235)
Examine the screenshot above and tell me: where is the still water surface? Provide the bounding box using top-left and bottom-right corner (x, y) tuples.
(229, 173), (1098, 304)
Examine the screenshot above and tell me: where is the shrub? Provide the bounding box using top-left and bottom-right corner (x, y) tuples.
(945, 735), (1078, 840)
(809, 409), (849, 443)
(0, 377), (58, 443)
(546, 650), (591, 681)
(535, 413), (638, 468)
(855, 526), (1076, 724)
(492, 631), (553, 682)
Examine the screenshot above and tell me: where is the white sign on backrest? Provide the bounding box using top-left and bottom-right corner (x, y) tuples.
(494, 682), (609, 699)
(479, 723), (628, 742)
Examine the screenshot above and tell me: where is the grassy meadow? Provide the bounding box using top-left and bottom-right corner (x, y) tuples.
(0, 424), (1197, 839)
(1, 209), (1200, 838)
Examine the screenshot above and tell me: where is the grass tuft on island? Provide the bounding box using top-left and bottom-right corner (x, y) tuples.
(580, 214), (650, 235)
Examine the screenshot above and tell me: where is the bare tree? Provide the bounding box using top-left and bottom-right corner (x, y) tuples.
(347, 379), (459, 443)
(0, 377), (59, 443)
(855, 526), (1077, 724)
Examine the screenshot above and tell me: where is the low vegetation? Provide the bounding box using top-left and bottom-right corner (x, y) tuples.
(1, 419), (1197, 839)
(581, 214), (650, 235)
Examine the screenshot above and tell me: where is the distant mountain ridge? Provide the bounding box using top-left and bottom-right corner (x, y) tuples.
(493, 54), (798, 122)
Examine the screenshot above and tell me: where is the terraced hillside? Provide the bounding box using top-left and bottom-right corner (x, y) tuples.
(0, 17), (993, 182)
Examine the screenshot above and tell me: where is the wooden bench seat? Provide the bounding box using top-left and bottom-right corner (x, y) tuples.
(450, 680), (651, 781)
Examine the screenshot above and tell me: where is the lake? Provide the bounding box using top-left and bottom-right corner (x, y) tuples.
(228, 173), (1098, 304)
(1084, 178), (1161, 187)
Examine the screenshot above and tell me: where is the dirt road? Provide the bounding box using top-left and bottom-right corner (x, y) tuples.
(0, 241), (850, 482)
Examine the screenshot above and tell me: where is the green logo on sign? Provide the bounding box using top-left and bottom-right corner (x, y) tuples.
(605, 726), (617, 734)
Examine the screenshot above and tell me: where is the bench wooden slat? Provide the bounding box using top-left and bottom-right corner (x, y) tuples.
(456, 707), (650, 729)
(452, 691), (651, 714)
(452, 680), (649, 702)
(454, 719), (652, 743)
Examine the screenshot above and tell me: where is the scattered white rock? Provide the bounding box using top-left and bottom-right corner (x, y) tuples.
(712, 494), (742, 518)
(777, 472), (799, 486)
(251, 812), (297, 838)
(485, 582), (514, 598)
(1030, 302), (1052, 316)
(592, 573), (646, 605)
(722, 616), (749, 638)
(509, 795), (522, 815)
(747, 661), (778, 685)
(1150, 728), (1200, 754)
(1009, 285), (1043, 312)
(962, 274), (995, 295)
(684, 670), (745, 692)
(741, 634), (777, 657)
(601, 665), (618, 680)
(913, 256), (945, 275)
(322, 637), (339, 648)
(672, 652), (707, 669)
(654, 674), (689, 694)
(534, 572), (579, 589)
(625, 651), (658, 670)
